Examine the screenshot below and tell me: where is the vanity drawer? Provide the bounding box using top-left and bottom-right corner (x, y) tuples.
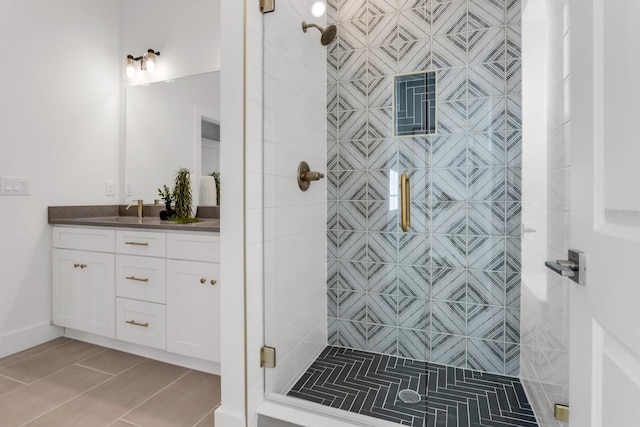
(116, 255), (166, 304)
(116, 230), (166, 257)
(166, 233), (219, 262)
(116, 298), (166, 350)
(53, 227), (115, 252)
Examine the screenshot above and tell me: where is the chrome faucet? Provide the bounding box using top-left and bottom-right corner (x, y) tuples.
(126, 199), (144, 218)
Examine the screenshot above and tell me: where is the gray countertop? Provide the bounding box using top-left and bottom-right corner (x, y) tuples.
(48, 206), (220, 233)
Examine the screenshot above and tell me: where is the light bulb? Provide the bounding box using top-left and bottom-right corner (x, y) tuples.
(143, 50), (158, 74)
(125, 65), (135, 79)
(311, 1), (326, 18)
(124, 56), (136, 79)
(146, 58), (156, 73)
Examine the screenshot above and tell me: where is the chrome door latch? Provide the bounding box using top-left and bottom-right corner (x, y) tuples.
(545, 249), (586, 285)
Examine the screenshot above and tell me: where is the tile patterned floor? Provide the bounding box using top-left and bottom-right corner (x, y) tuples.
(288, 346), (538, 427)
(0, 338), (219, 427)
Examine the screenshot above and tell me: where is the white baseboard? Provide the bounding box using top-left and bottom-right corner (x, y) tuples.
(258, 396), (400, 427)
(214, 406), (246, 427)
(0, 322), (63, 358)
(256, 400), (367, 427)
(64, 329), (220, 375)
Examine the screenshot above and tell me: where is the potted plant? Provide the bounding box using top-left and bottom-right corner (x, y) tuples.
(172, 168), (198, 223)
(157, 184), (174, 220)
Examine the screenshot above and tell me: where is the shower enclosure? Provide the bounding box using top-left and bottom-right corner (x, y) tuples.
(262, 0), (532, 425)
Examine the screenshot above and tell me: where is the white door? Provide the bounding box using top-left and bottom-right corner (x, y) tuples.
(570, 1), (640, 426)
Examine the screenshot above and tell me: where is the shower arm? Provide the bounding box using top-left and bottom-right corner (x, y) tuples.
(302, 22), (323, 33)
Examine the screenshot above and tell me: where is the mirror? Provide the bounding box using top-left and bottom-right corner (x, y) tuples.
(125, 71), (220, 208)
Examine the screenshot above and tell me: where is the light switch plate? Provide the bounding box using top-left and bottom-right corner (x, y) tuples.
(105, 180), (115, 196)
(20, 177), (31, 194)
(1, 177), (30, 195)
(1, 177), (13, 194)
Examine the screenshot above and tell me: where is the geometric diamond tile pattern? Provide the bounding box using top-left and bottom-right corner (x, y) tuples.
(289, 346), (538, 427)
(328, 0), (522, 377)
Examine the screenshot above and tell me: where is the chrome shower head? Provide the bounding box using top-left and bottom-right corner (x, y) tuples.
(302, 21), (337, 46)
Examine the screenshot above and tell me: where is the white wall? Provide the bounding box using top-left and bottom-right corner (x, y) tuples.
(0, 0), (120, 356)
(521, 0), (572, 425)
(214, 0), (247, 426)
(119, 0), (221, 86)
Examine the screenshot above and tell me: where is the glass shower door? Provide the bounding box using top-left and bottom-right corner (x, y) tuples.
(262, 0), (431, 419)
(261, 0), (331, 398)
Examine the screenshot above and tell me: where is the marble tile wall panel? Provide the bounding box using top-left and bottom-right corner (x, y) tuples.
(328, 0), (522, 376)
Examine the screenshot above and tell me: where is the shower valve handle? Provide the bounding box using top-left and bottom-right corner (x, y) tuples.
(301, 171), (324, 181)
(297, 161), (324, 191)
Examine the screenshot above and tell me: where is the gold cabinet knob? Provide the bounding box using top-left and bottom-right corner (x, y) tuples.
(80, 264), (87, 269)
(200, 278), (206, 284)
(73, 263), (80, 268)
(210, 279), (217, 286)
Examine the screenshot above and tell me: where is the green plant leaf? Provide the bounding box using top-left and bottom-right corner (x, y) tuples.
(172, 168), (193, 220)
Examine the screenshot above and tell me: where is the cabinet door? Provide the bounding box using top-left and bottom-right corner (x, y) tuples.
(83, 251), (115, 338)
(167, 259), (220, 362)
(52, 249), (115, 338)
(52, 249), (84, 330)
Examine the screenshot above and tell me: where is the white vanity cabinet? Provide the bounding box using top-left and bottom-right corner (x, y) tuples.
(52, 225), (220, 365)
(52, 228), (116, 339)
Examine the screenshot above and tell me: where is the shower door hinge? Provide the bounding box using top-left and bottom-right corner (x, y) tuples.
(260, 346), (276, 368)
(260, 0), (275, 13)
(554, 404), (569, 422)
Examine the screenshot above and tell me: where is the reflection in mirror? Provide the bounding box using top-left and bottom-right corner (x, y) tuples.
(125, 72), (220, 210)
(200, 119), (220, 206)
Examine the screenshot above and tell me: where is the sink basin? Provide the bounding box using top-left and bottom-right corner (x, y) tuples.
(49, 212), (220, 232)
(72, 216), (218, 227)
(80, 216), (161, 224)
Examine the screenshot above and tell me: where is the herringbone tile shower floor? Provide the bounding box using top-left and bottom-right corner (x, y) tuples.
(288, 346), (538, 427)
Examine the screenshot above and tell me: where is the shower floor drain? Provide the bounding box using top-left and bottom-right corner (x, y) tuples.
(397, 389), (421, 404)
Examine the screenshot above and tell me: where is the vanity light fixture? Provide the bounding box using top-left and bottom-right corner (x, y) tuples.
(124, 49), (161, 79)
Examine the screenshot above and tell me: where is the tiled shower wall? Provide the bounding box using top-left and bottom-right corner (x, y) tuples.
(263, 0), (328, 396)
(326, 0), (522, 375)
